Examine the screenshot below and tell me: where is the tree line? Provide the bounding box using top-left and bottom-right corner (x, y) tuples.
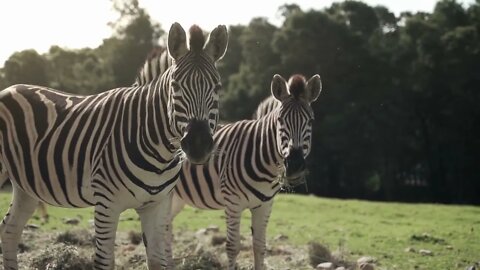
(0, 0), (479, 205)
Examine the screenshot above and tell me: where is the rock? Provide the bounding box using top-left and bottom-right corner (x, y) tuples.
(206, 225), (219, 233)
(465, 266), (476, 270)
(274, 234), (289, 241)
(195, 228), (208, 236)
(446, 245), (454, 250)
(419, 249), (433, 256)
(316, 262), (334, 270)
(335, 267), (346, 270)
(25, 223), (40, 230)
(64, 218), (80, 225)
(357, 256), (376, 264)
(359, 263), (375, 270)
(404, 247), (416, 253)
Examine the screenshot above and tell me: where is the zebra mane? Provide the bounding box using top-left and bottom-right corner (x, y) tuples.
(147, 46), (165, 60)
(287, 74), (307, 100)
(189, 25), (205, 52)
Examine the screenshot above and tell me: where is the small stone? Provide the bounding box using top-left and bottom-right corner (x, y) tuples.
(206, 225), (219, 233)
(64, 218), (80, 225)
(357, 256), (376, 264)
(419, 249), (433, 256)
(316, 262), (334, 270)
(404, 247), (416, 253)
(359, 263), (375, 270)
(335, 267), (346, 270)
(195, 228), (208, 236)
(274, 234), (289, 241)
(465, 266), (476, 270)
(25, 223), (40, 230)
(446, 245), (454, 250)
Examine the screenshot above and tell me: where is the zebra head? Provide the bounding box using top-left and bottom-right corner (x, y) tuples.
(271, 74), (322, 187)
(166, 23), (228, 164)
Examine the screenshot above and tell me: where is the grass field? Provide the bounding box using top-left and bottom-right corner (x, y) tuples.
(0, 192), (479, 269)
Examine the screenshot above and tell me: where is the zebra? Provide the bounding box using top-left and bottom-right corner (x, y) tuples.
(170, 73), (322, 270)
(252, 95), (280, 120)
(32, 45), (173, 224)
(0, 22), (228, 270)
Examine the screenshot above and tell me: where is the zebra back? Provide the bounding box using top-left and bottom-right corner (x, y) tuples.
(252, 96), (280, 119)
(133, 46), (172, 87)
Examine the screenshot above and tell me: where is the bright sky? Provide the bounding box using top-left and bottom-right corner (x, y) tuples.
(0, 0), (475, 67)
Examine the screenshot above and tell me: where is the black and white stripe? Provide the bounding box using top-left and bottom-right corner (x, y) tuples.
(171, 74), (322, 270)
(252, 95), (280, 120)
(0, 22), (228, 270)
(133, 46), (172, 87)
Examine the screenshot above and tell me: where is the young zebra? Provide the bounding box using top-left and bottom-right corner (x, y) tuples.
(170, 74), (322, 270)
(0, 23), (228, 270)
(252, 95), (280, 120)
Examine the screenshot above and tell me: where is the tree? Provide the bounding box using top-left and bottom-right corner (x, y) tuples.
(221, 18), (280, 120)
(217, 25), (246, 94)
(99, 0), (164, 87)
(3, 50), (49, 86)
(45, 46), (114, 94)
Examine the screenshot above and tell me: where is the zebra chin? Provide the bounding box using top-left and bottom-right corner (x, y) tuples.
(180, 119), (215, 165)
(284, 169), (308, 188)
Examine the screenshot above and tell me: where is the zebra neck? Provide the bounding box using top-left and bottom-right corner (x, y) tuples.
(128, 82), (178, 166)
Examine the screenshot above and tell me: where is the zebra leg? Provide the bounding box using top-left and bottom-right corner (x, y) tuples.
(93, 204), (121, 270)
(225, 207), (242, 270)
(0, 185), (39, 270)
(165, 192), (186, 265)
(250, 201), (274, 270)
(0, 167), (7, 188)
(136, 194), (173, 270)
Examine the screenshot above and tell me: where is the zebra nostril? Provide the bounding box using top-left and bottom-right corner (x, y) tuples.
(285, 148), (306, 177)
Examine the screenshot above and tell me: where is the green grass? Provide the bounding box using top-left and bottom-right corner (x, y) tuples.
(0, 193), (479, 269)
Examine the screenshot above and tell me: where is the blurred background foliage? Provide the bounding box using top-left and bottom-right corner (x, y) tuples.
(0, 0), (479, 205)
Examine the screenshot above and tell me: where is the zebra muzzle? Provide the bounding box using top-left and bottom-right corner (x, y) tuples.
(284, 148), (307, 183)
(180, 119), (214, 164)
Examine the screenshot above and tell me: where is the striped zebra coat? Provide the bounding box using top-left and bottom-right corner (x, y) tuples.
(170, 74), (322, 270)
(0, 23), (228, 270)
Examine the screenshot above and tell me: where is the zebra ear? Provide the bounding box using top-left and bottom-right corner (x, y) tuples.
(168, 22), (188, 61)
(305, 74), (322, 103)
(204, 25), (228, 62)
(271, 74), (289, 102)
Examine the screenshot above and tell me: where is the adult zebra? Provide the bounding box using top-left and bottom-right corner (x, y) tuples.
(0, 22), (228, 270)
(170, 74), (322, 270)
